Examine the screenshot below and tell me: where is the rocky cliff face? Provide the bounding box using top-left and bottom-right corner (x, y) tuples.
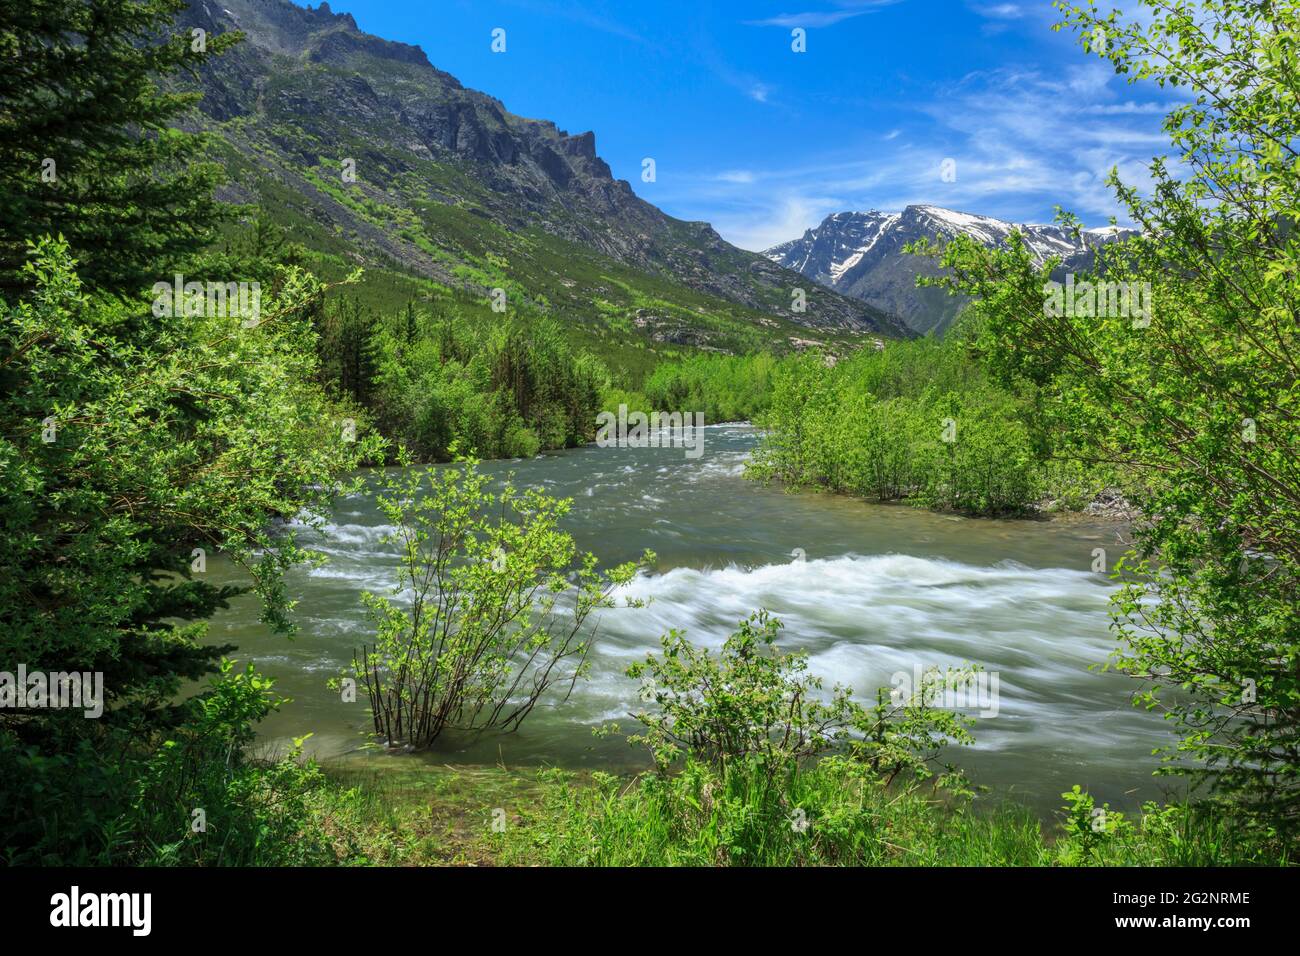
(181, 0), (909, 341)
(766, 205), (1135, 336)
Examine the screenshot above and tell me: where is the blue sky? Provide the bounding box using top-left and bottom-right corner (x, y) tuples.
(312, 0), (1176, 250)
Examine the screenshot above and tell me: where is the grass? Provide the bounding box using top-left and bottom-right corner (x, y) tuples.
(303, 757), (1288, 867)
(309, 759), (566, 866)
(491, 762), (1052, 867)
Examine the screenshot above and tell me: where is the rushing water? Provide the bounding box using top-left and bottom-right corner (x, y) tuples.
(205, 425), (1182, 816)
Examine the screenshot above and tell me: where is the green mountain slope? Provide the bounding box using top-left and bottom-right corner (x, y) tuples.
(179, 0), (910, 375)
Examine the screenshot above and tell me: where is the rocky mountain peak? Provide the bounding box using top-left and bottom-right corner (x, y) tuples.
(765, 206), (1136, 336)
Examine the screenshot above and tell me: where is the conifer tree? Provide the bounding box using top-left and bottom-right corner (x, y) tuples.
(0, 0), (240, 295)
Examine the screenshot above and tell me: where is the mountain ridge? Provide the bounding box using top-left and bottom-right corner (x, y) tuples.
(765, 204), (1136, 336)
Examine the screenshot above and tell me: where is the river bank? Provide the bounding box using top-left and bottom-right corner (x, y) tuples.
(301, 757), (1266, 867)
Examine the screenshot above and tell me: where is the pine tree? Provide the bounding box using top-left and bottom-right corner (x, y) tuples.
(0, 0), (240, 296)
(403, 300), (419, 344)
(318, 295), (379, 404)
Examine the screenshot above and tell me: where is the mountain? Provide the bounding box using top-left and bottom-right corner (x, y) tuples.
(177, 0), (909, 369)
(764, 205), (1135, 336)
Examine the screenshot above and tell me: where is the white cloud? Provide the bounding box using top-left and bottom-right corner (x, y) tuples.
(712, 193), (848, 251)
(674, 62), (1177, 250)
(745, 0), (905, 29)
(971, 3), (1024, 18)
(1080, 102), (1167, 115)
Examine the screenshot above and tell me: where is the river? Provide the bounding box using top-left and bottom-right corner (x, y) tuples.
(205, 424), (1181, 817)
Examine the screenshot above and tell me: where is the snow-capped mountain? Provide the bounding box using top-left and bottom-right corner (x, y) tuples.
(765, 205), (1135, 336)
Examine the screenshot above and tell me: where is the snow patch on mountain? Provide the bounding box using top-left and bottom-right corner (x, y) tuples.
(764, 205), (1137, 337)
(829, 213), (899, 282)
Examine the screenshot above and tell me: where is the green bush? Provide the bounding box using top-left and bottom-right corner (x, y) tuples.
(513, 611), (985, 865)
(370, 308), (607, 460)
(749, 341), (1046, 515)
(124, 661), (337, 866)
(0, 662), (336, 866)
(348, 454), (651, 749)
(643, 351), (777, 422)
(489, 610), (1276, 868)
(626, 611), (976, 785)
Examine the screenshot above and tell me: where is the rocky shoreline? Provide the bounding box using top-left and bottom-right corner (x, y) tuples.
(1039, 487), (1136, 522)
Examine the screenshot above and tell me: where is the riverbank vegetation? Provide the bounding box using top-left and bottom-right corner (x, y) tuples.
(0, 0), (373, 865)
(0, 232), (379, 863)
(178, 754), (1268, 867)
(181, 608), (1282, 867)
(335, 297), (611, 461)
(265, 609), (1285, 866)
(631, 335), (1121, 518)
(746, 337), (1110, 516)
(641, 351), (779, 423)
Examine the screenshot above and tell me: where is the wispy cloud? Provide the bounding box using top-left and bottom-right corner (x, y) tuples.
(970, 3), (1025, 19)
(711, 193), (849, 251)
(964, 1), (1058, 36)
(1080, 102), (1168, 115)
(688, 25), (781, 106)
(745, 0), (905, 29)
(666, 63), (1179, 251)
